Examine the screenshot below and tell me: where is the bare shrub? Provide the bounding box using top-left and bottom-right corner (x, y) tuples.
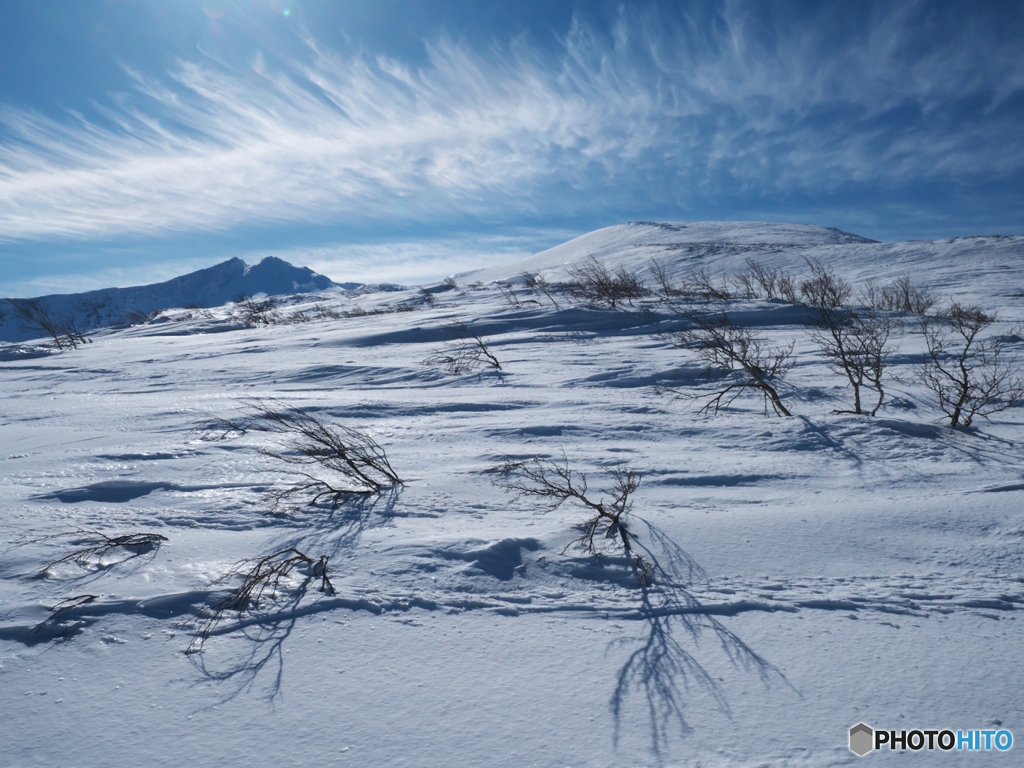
(418, 288), (438, 308)
(185, 302), (216, 320)
(732, 268), (759, 299)
(235, 293), (281, 326)
(861, 275), (937, 314)
(800, 257), (852, 309)
(312, 303), (343, 320)
(203, 399), (402, 510)
(656, 310), (794, 416)
(8, 298), (88, 350)
(647, 259), (686, 300)
(125, 308), (161, 326)
(187, 548), (334, 654)
(493, 452), (652, 585)
(443, 276), (458, 289)
(531, 273), (562, 309)
(683, 266), (732, 302)
(6, 528), (168, 579)
(340, 303), (418, 318)
(806, 301), (900, 416)
(776, 271), (800, 303)
(284, 310), (312, 324)
(567, 258), (648, 308)
(744, 259), (775, 299)
(918, 303), (1024, 428)
(422, 321), (502, 374)
(495, 281), (532, 309)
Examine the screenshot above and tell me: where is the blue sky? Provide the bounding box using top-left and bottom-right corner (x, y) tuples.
(1, 0), (1022, 296)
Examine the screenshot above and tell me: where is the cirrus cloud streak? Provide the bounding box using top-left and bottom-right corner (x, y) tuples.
(0, 1), (1021, 244)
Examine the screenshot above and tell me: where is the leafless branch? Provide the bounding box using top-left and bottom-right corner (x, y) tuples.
(567, 258), (649, 309)
(6, 528), (168, 579)
(493, 452), (652, 585)
(801, 259), (899, 415)
(422, 321), (502, 374)
(201, 399), (402, 510)
(656, 309), (794, 416)
(918, 303), (1024, 427)
(187, 548), (335, 654)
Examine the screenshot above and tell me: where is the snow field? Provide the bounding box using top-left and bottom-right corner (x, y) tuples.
(2, 222), (1023, 766)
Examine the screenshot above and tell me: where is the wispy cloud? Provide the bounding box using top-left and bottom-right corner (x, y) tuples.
(242, 230), (581, 286)
(1, 1), (1021, 243)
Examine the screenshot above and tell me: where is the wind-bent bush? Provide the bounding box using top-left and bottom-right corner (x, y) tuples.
(647, 259), (685, 300)
(6, 528), (168, 579)
(422, 321), (502, 374)
(187, 548), (334, 654)
(918, 303), (1024, 428)
(684, 266), (732, 302)
(493, 452), (652, 585)
(656, 309), (794, 416)
(203, 399), (402, 510)
(8, 298), (88, 350)
(495, 281), (540, 309)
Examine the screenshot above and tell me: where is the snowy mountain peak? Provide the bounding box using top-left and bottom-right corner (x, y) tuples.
(0, 256), (341, 343)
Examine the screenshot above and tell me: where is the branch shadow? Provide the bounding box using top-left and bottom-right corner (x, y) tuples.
(186, 488), (409, 705)
(276, 485), (407, 552)
(188, 580), (310, 707)
(610, 518), (790, 761)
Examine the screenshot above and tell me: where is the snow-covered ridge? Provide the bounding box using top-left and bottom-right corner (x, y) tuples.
(0, 256), (348, 343)
(464, 222), (1024, 314)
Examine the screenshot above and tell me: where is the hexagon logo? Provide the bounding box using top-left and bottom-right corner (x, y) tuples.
(850, 723), (874, 756)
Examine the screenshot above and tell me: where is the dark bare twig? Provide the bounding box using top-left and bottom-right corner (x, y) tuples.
(28, 594), (99, 639)
(919, 303), (1024, 427)
(801, 258), (900, 416)
(655, 310), (794, 417)
(4, 528), (168, 579)
(200, 399), (402, 510)
(422, 321), (502, 374)
(493, 452), (651, 584)
(187, 547), (334, 654)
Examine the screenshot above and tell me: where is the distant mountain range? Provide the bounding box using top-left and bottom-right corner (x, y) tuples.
(0, 256), (351, 343)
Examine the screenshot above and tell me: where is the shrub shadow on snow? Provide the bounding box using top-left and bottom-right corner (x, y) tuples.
(274, 486), (408, 551)
(187, 579), (311, 705)
(609, 520), (785, 758)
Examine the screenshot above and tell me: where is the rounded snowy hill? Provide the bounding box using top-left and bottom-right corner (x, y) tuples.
(464, 221), (1024, 314)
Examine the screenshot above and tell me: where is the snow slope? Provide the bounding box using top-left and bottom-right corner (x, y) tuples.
(0, 256), (349, 343)
(1, 222), (1023, 767)
(466, 221), (1024, 318)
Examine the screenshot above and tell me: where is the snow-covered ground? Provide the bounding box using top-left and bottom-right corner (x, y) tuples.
(2, 222), (1023, 767)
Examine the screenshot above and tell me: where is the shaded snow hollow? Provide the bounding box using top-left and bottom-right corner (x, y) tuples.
(1, 221), (1023, 767)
